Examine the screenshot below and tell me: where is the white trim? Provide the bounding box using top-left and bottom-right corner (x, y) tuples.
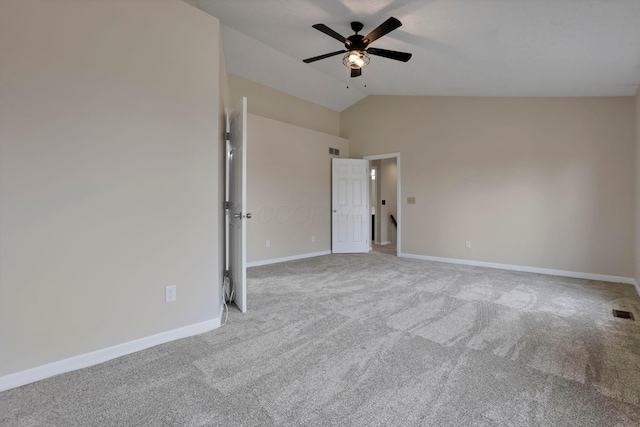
(377, 241), (391, 245)
(364, 152), (401, 161)
(363, 152), (401, 258)
(0, 318), (221, 392)
(399, 252), (636, 285)
(247, 250), (331, 267)
(632, 279), (640, 297)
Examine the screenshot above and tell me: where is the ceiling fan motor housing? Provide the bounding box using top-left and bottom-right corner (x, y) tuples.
(345, 34), (367, 51)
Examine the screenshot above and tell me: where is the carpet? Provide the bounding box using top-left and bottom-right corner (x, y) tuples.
(2, 251), (640, 426)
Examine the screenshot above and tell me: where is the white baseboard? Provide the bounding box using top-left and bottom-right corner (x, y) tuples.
(0, 317), (221, 392)
(376, 241), (391, 246)
(247, 250), (331, 267)
(632, 279), (640, 297)
(399, 252), (636, 286)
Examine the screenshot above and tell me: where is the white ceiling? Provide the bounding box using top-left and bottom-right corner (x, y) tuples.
(199, 0), (640, 112)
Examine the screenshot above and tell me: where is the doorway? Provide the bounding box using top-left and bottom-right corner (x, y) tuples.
(364, 153), (401, 257)
(370, 165), (377, 242)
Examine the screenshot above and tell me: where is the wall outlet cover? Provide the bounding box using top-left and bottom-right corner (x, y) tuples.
(165, 285), (176, 303)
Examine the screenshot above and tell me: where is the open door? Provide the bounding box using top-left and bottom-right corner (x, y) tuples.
(332, 158), (369, 253)
(227, 97), (248, 312)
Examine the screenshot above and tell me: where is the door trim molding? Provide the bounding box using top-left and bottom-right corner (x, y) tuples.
(363, 152), (401, 257)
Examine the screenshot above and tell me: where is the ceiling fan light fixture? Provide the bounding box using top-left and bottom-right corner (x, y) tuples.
(304, 18), (410, 78)
(343, 50), (370, 69)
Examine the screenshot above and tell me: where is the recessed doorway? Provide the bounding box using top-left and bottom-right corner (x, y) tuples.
(364, 152), (401, 257)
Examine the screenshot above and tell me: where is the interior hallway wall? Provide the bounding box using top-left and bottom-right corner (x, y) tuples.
(245, 115), (348, 264)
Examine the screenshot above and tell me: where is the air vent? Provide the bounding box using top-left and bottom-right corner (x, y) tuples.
(328, 148), (340, 156)
(612, 309), (635, 320)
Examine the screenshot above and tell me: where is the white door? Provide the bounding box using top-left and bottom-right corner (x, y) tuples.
(227, 97), (248, 312)
(332, 158), (369, 253)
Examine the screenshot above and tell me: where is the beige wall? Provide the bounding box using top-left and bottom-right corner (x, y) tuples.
(636, 88), (640, 283)
(0, 0), (223, 376)
(180, 0), (200, 8)
(342, 96), (635, 277)
(246, 114), (348, 263)
(229, 74), (341, 136)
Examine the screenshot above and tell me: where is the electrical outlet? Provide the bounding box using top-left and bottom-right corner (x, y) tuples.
(266, 240), (270, 248)
(311, 235), (315, 242)
(466, 240), (471, 249)
(165, 285), (176, 303)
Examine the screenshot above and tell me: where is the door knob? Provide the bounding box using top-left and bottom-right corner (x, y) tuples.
(333, 209), (337, 213)
(245, 213), (252, 219)
(234, 212), (241, 219)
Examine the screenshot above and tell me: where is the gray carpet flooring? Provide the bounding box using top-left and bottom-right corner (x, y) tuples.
(2, 251), (640, 426)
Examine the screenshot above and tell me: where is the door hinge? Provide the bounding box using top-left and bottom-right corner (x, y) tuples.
(224, 270), (230, 278)
(225, 131), (231, 141)
(225, 201), (230, 210)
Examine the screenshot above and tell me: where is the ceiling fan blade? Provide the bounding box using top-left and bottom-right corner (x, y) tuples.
(367, 47), (412, 62)
(351, 68), (362, 78)
(312, 24), (347, 44)
(303, 50), (347, 63)
(364, 17), (402, 44)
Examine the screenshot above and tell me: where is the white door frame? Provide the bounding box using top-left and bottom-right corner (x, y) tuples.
(363, 152), (401, 257)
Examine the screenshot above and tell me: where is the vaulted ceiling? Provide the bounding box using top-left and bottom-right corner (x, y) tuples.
(199, 0), (640, 111)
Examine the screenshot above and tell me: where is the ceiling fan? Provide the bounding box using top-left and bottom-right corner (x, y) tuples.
(303, 17), (412, 78)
